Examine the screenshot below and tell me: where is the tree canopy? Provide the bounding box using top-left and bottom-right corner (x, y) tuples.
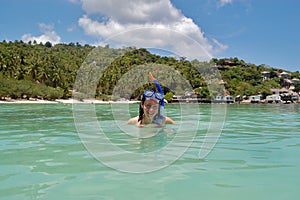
(0, 40), (299, 101)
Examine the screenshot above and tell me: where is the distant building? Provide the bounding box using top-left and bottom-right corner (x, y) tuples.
(249, 95), (262, 103)
(280, 72), (290, 79)
(271, 88), (289, 95)
(292, 78), (300, 85)
(266, 95), (281, 103)
(214, 95), (235, 103)
(261, 71), (270, 81)
(280, 92), (299, 103)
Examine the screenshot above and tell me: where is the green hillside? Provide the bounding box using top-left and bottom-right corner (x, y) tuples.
(0, 40), (299, 101)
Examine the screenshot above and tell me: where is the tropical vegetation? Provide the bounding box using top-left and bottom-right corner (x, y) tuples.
(0, 40), (299, 102)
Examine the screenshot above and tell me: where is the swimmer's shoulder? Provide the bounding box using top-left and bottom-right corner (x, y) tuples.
(126, 116), (139, 125)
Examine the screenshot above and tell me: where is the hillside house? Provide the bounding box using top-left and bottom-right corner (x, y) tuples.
(280, 72), (290, 79)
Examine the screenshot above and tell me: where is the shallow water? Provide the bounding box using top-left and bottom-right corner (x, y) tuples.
(0, 103), (299, 199)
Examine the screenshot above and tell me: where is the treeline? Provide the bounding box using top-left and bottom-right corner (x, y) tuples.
(0, 40), (299, 101)
(0, 75), (64, 100)
(0, 40), (94, 100)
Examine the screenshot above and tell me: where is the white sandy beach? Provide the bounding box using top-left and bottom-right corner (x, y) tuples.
(0, 98), (140, 104)
(0, 99), (58, 104)
(56, 99), (140, 104)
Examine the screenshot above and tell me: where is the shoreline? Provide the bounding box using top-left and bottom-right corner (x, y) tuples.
(0, 99), (140, 104)
(0, 98), (298, 105)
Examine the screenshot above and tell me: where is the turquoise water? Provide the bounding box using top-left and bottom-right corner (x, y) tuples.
(0, 103), (300, 200)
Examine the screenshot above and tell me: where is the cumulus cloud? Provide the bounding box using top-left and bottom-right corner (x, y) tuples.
(77, 0), (227, 60)
(22, 23), (61, 44)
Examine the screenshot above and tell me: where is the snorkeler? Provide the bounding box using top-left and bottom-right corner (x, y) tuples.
(127, 72), (176, 126)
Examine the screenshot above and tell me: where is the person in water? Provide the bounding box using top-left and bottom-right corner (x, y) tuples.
(127, 73), (176, 126)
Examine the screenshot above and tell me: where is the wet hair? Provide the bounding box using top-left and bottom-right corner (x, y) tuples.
(138, 96), (161, 124)
(138, 96), (146, 123)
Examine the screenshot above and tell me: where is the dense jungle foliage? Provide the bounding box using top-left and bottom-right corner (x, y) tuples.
(0, 40), (299, 101)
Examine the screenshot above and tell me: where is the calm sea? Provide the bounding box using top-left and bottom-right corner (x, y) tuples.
(0, 103), (299, 200)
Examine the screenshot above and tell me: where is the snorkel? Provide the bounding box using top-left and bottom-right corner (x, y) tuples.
(148, 72), (165, 125)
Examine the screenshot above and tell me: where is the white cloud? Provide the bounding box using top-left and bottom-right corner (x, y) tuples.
(219, 0), (233, 7)
(68, 0), (80, 3)
(22, 23), (61, 44)
(211, 38), (228, 53)
(81, 0), (182, 24)
(77, 0), (227, 60)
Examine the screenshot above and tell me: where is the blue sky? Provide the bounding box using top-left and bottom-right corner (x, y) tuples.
(0, 0), (299, 72)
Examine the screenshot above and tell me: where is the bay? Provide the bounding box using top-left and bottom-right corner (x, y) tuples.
(0, 103), (299, 200)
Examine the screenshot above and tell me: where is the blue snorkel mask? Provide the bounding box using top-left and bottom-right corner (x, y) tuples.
(143, 90), (164, 102)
